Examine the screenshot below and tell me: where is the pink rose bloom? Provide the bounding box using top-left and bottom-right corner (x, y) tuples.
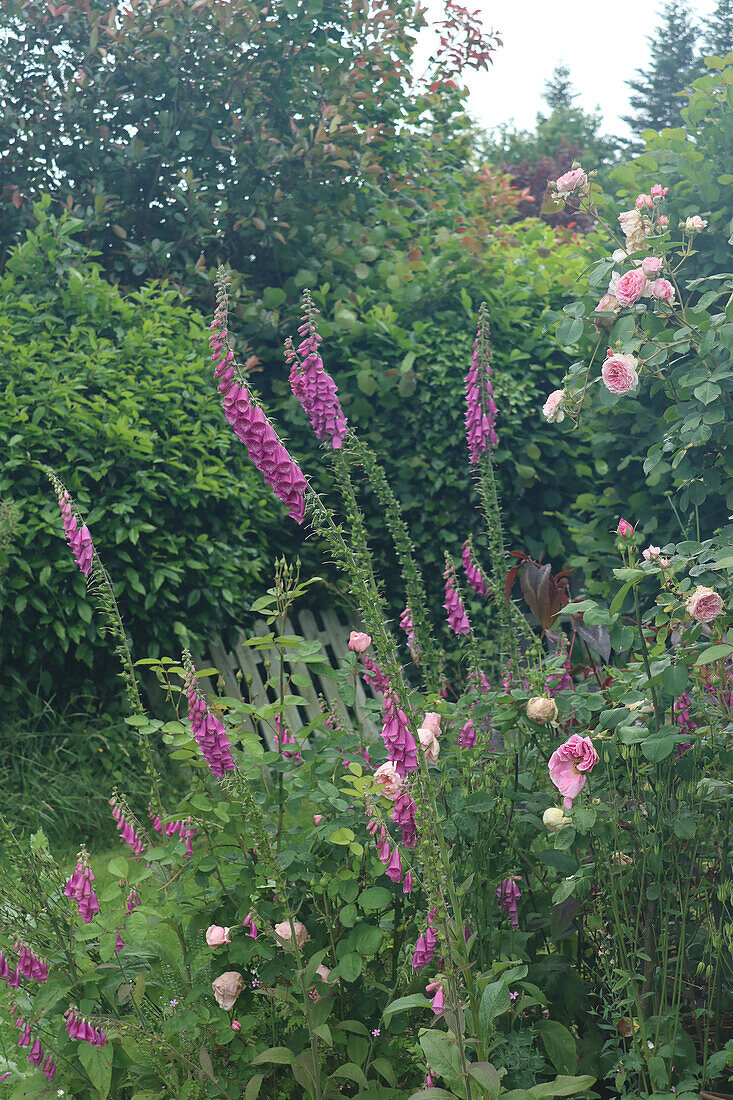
(418, 725), (440, 764)
(231, 1020), (241, 1032)
(421, 712), (442, 738)
(660, 558), (670, 568)
(614, 268), (648, 307)
(206, 926), (231, 948)
(601, 352), (639, 395)
(548, 734), (599, 809)
(659, 214), (669, 227)
(643, 545), (661, 561)
(685, 215), (707, 232)
(348, 631), (371, 653)
(650, 184), (668, 197)
(617, 518), (634, 538)
(641, 256), (663, 276)
(374, 761), (403, 800)
(274, 920), (309, 950)
(542, 389), (565, 423)
(313, 814), (324, 825)
(555, 167), (586, 193)
(212, 971), (244, 1010)
(651, 278), (675, 302)
(635, 193), (652, 210)
(309, 964), (332, 1002)
(685, 586), (724, 623)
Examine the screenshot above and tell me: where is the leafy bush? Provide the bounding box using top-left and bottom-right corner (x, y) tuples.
(0, 201), (279, 714)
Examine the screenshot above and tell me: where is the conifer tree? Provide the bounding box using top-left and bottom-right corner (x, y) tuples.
(701, 0), (733, 57)
(544, 64), (577, 111)
(624, 0), (700, 137)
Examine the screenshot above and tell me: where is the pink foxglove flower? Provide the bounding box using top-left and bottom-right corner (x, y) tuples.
(464, 314), (497, 463)
(380, 688), (418, 775)
(385, 847), (402, 883)
(459, 669), (490, 748)
(462, 539), (488, 595)
(210, 287), (307, 524)
(64, 851), (100, 923)
(412, 911), (438, 971)
(184, 660), (236, 778)
(548, 734), (599, 808)
(65, 1007), (107, 1046)
(362, 653), (390, 694)
(601, 351), (639, 395)
(286, 292), (348, 449)
(403, 872), (414, 894)
(426, 980), (445, 1014)
(27, 1039), (44, 1067)
(15, 944), (48, 983)
(685, 586), (724, 623)
(497, 876), (521, 929)
(444, 560), (470, 636)
(243, 912), (258, 939)
(399, 606), (418, 658)
(54, 484), (94, 577)
(275, 716), (301, 761)
(43, 1057), (56, 1081)
(110, 794), (146, 856)
(392, 791), (417, 848)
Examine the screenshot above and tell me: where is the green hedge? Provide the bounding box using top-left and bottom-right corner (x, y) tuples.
(0, 202), (280, 714)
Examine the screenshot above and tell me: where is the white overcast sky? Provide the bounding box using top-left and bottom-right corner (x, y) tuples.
(416, 0), (714, 138)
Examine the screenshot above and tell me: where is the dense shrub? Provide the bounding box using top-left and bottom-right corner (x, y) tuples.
(0, 202), (280, 714)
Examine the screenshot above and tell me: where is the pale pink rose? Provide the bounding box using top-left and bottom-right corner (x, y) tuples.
(212, 971), (244, 1010)
(651, 278), (675, 302)
(685, 215), (707, 232)
(617, 518), (634, 538)
(548, 734), (599, 808)
(614, 268), (649, 307)
(660, 558), (670, 568)
(313, 814), (324, 825)
(373, 761), (403, 800)
(309, 964), (332, 1002)
(635, 193), (652, 210)
(641, 256), (663, 276)
(526, 697), (558, 723)
(685, 586), (724, 623)
(206, 925), (231, 948)
(542, 389), (565, 423)
(601, 352), (639, 395)
(555, 167), (586, 193)
(658, 215), (669, 228)
(421, 712), (442, 737)
(642, 545), (661, 561)
(418, 725), (440, 764)
(348, 631), (371, 653)
(650, 184), (668, 198)
(274, 920), (309, 950)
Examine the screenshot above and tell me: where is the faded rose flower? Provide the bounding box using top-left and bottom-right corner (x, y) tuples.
(555, 167), (587, 193)
(206, 926), (231, 947)
(543, 807), (572, 833)
(601, 352), (639, 395)
(641, 256), (663, 276)
(348, 631), (371, 653)
(309, 965), (332, 1002)
(418, 725), (440, 764)
(618, 208), (647, 252)
(684, 215), (707, 232)
(374, 761), (403, 800)
(421, 712), (442, 738)
(548, 734), (599, 808)
(594, 294), (620, 332)
(526, 697), (558, 724)
(614, 268), (649, 307)
(612, 851), (633, 866)
(274, 920), (308, 950)
(685, 586), (724, 623)
(542, 389), (565, 423)
(212, 971), (244, 1010)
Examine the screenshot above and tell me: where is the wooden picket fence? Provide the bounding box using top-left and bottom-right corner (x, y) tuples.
(200, 607), (380, 750)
